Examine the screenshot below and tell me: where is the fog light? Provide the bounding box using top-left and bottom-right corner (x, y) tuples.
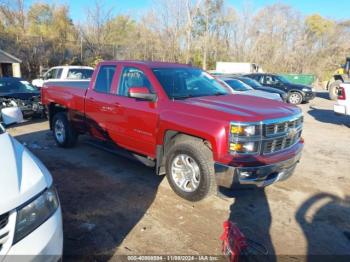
(240, 171), (254, 179)
(230, 142), (258, 154)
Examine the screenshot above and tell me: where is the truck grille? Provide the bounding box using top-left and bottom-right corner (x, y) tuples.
(263, 130), (302, 154)
(0, 213), (9, 252)
(262, 115), (303, 155)
(265, 116), (303, 136)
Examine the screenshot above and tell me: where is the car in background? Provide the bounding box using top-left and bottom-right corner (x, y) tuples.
(235, 76), (287, 102)
(245, 73), (315, 105)
(32, 65), (94, 88)
(334, 83), (350, 116)
(0, 77), (44, 123)
(0, 124), (63, 259)
(218, 77), (282, 101)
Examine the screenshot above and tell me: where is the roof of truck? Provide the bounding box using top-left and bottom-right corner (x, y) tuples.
(102, 60), (193, 68)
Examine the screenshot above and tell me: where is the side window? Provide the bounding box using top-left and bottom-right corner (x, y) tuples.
(118, 67), (153, 97)
(45, 69), (57, 80)
(253, 75), (262, 84)
(56, 68), (63, 79)
(257, 75), (264, 84)
(94, 65), (116, 93)
(265, 75), (275, 85)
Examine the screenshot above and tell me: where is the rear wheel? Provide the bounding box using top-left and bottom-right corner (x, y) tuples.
(288, 92), (303, 105)
(165, 138), (217, 202)
(329, 80), (342, 100)
(52, 112), (78, 148)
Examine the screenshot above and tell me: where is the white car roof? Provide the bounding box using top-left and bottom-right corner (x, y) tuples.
(50, 66), (93, 69)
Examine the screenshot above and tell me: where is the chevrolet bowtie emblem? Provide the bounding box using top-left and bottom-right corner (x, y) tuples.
(287, 128), (298, 139)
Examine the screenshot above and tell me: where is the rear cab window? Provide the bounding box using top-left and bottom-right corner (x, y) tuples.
(94, 65), (117, 93)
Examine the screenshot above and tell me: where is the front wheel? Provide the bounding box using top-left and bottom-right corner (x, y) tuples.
(165, 139), (217, 202)
(329, 80), (342, 100)
(288, 92), (303, 105)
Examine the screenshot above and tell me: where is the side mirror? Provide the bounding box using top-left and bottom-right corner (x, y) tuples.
(128, 87), (157, 102)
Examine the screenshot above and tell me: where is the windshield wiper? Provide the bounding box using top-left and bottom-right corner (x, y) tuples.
(213, 92), (227, 96)
(172, 94), (194, 100)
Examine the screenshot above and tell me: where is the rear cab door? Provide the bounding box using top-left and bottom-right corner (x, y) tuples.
(84, 63), (120, 141)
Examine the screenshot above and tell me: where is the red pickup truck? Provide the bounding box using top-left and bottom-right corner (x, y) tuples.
(41, 61), (304, 201)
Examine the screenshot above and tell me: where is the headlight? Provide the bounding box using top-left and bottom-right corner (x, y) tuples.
(14, 186), (59, 244)
(230, 124), (259, 136)
(229, 123), (261, 154)
(229, 141), (259, 154)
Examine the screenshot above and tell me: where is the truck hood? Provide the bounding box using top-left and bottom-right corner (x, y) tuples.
(180, 94), (300, 122)
(235, 90), (281, 101)
(0, 133), (52, 215)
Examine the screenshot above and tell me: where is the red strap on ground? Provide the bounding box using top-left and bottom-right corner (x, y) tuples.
(220, 221), (248, 262)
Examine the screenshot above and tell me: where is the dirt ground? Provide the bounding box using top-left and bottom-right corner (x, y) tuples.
(6, 90), (350, 260)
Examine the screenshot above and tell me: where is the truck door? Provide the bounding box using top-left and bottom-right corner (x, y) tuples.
(84, 64), (119, 141)
(112, 66), (159, 157)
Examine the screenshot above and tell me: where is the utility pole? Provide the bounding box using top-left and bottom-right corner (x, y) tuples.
(80, 36), (83, 62)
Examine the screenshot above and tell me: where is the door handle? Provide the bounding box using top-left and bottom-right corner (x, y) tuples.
(114, 102), (121, 107)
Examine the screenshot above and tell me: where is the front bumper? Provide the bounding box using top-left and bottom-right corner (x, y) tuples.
(4, 207), (63, 262)
(303, 91), (315, 101)
(334, 104), (348, 116)
(215, 151), (302, 188)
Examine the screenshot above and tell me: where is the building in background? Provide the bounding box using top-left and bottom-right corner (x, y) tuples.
(0, 49), (21, 77)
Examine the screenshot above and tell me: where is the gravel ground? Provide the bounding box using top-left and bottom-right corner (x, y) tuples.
(6, 90), (350, 260)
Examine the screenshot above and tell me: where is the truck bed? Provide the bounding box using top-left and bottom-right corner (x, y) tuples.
(41, 81), (89, 114)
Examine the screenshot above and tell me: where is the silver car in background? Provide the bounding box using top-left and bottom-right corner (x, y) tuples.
(218, 77), (283, 101)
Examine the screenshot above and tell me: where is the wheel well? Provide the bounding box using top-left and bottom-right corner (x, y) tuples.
(289, 90), (303, 96)
(48, 103), (67, 130)
(156, 131), (212, 175)
(333, 75), (344, 82)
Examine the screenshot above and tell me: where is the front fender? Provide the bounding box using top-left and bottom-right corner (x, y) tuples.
(157, 110), (229, 161)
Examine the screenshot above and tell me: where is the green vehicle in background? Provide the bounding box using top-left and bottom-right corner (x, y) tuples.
(280, 74), (316, 86)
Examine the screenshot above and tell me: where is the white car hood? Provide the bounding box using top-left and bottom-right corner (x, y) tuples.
(0, 133), (52, 214)
(235, 90), (281, 101)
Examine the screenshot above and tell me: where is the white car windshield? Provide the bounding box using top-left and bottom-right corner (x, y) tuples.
(223, 79), (253, 92)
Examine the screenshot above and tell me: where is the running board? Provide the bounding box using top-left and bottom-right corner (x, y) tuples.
(84, 139), (156, 168)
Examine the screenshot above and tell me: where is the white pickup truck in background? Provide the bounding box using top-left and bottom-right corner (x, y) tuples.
(334, 83), (350, 116)
(32, 65), (94, 88)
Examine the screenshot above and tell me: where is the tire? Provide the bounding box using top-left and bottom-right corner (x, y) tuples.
(329, 80), (342, 100)
(287, 92), (303, 105)
(52, 112), (78, 148)
(165, 138), (217, 202)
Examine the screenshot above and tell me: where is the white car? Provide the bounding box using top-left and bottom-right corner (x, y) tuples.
(219, 77), (282, 101)
(334, 83), (350, 116)
(32, 65), (94, 88)
(0, 124), (63, 260)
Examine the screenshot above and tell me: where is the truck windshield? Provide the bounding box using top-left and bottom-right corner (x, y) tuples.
(67, 69), (94, 80)
(153, 68), (229, 99)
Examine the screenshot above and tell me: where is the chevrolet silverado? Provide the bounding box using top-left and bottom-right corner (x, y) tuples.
(41, 61), (304, 201)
